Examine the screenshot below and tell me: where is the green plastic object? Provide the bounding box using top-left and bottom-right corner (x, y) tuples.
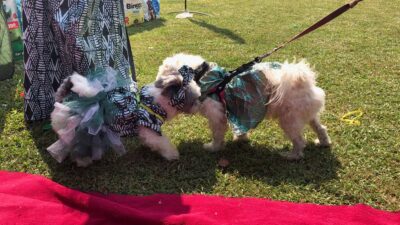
(0, 0), (14, 81)
(2, 0), (23, 61)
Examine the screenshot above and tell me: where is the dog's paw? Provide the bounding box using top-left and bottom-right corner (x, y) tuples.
(74, 157), (93, 167)
(161, 149), (180, 161)
(233, 133), (250, 142)
(203, 142), (223, 152)
(280, 151), (304, 161)
(314, 138), (331, 148)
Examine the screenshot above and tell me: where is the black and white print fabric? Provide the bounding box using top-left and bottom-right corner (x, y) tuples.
(137, 85), (168, 135)
(169, 66), (195, 110)
(23, 0), (135, 121)
(106, 86), (140, 136)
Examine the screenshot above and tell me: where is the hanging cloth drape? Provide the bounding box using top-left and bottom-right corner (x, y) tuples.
(22, 0), (136, 121)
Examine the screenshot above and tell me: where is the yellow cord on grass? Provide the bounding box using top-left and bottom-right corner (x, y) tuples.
(340, 109), (363, 126)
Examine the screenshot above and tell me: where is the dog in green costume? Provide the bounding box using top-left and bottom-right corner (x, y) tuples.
(157, 53), (331, 160)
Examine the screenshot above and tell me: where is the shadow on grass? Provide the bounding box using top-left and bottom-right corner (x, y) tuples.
(28, 120), (340, 194)
(127, 18), (166, 35)
(188, 18), (246, 44)
(0, 64), (21, 134)
(214, 140), (341, 186)
(0, 79), (16, 133)
(28, 126), (218, 195)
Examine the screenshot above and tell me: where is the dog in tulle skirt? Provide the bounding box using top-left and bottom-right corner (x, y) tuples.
(47, 66), (202, 166)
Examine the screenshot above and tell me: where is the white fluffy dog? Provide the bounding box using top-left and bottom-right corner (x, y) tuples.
(157, 53), (331, 160)
(49, 66), (201, 166)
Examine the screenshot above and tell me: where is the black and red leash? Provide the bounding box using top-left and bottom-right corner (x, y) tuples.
(204, 0), (363, 97)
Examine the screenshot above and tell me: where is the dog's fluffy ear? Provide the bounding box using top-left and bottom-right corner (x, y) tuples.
(194, 61), (210, 83)
(155, 76), (183, 98)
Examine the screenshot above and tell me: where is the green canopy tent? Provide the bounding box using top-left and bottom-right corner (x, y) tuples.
(0, 0), (14, 81)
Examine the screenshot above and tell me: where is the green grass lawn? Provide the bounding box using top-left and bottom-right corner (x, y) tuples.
(1, 0), (399, 211)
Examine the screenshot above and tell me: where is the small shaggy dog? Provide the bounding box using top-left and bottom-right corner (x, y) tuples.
(48, 66), (201, 166)
(157, 53), (331, 160)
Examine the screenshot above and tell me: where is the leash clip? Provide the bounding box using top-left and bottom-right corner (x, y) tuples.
(349, 0), (363, 8)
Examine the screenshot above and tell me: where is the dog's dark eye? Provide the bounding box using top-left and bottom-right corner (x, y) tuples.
(162, 84), (181, 98)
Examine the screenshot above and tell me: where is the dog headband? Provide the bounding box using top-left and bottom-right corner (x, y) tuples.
(170, 65), (195, 110)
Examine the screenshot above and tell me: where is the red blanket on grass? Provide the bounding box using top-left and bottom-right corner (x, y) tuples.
(0, 171), (399, 225)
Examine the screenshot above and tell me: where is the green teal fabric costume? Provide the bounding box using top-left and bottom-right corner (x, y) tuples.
(200, 63), (282, 135)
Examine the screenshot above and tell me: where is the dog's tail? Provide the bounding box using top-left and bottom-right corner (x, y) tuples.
(54, 76), (73, 103)
(271, 59), (317, 104)
(55, 72), (104, 102)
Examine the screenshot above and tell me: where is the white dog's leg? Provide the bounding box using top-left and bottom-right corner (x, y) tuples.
(200, 98), (227, 152)
(309, 117), (331, 147)
(279, 118), (306, 160)
(138, 126), (179, 160)
(233, 133), (250, 142)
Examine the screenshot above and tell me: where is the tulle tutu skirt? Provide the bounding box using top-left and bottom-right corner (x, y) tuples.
(47, 68), (139, 167)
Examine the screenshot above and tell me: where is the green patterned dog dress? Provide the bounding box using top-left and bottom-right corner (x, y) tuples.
(200, 63), (282, 135)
